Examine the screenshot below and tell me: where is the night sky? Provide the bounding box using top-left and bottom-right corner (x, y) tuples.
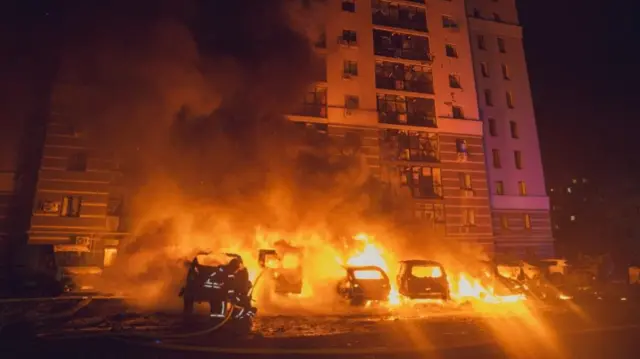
(518, 0), (640, 189)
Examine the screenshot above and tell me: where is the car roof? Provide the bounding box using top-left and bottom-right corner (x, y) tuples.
(399, 259), (443, 266)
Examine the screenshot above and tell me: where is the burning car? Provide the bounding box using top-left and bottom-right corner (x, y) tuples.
(258, 243), (303, 295)
(336, 265), (391, 306)
(397, 260), (450, 301)
(179, 252), (256, 329)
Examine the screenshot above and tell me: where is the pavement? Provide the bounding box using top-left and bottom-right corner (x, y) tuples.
(1, 295), (640, 358)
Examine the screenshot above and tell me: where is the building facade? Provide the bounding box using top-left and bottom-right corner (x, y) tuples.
(291, 0), (552, 256)
(465, 0), (553, 257)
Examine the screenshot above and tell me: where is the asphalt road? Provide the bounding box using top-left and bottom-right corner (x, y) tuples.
(1, 298), (640, 359)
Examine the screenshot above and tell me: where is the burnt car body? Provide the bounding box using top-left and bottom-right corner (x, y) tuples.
(337, 265), (391, 306)
(397, 260), (450, 300)
(180, 252), (256, 329)
(258, 245), (303, 295)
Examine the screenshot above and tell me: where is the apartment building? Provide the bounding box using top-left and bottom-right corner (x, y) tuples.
(291, 0), (496, 252)
(465, 0), (553, 257)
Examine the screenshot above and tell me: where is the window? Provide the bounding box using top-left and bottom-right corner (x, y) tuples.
(501, 64), (510, 80)
(381, 130), (438, 162)
(459, 173), (472, 190)
(104, 248), (118, 267)
(341, 30), (357, 46)
(414, 203), (445, 225)
(343, 60), (358, 77)
(570, 215), (576, 222)
(497, 37), (506, 53)
(488, 118), (497, 136)
(506, 91), (514, 108)
(495, 181), (505, 195)
(345, 95), (360, 110)
(455, 139), (468, 154)
(514, 150), (523, 169)
(445, 44), (458, 58)
(463, 209), (476, 226)
(524, 214), (532, 229)
(484, 89), (493, 106)
(509, 121), (518, 138)
(477, 35), (486, 50)
(61, 196), (82, 217)
(452, 105), (464, 119)
(492, 149), (501, 168)
(297, 87), (327, 118)
(448, 74), (461, 88)
(342, 0), (355, 12)
(480, 62), (489, 77)
(68, 152), (87, 172)
(518, 181), (527, 196)
(399, 166), (443, 198)
(442, 16), (458, 29)
(501, 215), (509, 229)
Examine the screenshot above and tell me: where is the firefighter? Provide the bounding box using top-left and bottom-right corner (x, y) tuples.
(223, 258), (256, 320)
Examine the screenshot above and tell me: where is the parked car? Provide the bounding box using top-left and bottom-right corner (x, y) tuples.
(397, 260), (450, 300)
(336, 265), (391, 306)
(258, 245), (303, 295)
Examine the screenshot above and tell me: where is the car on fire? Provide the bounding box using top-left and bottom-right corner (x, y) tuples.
(336, 265), (391, 306)
(397, 260), (450, 301)
(179, 252), (256, 331)
(258, 243), (304, 295)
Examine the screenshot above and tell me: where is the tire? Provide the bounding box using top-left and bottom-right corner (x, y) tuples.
(183, 295), (195, 315)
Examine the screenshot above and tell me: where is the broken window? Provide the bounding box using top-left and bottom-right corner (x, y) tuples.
(452, 105), (464, 119)
(375, 61), (434, 94)
(445, 44), (458, 58)
(372, 0), (428, 32)
(61, 196), (82, 217)
(381, 130), (438, 162)
(67, 152), (87, 171)
(448, 74), (462, 89)
(377, 94), (436, 127)
(373, 29), (431, 61)
(341, 30), (358, 46)
(399, 166), (443, 199)
(342, 0), (355, 12)
(296, 87), (327, 118)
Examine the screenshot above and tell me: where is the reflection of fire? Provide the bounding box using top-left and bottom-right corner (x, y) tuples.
(450, 273), (525, 304)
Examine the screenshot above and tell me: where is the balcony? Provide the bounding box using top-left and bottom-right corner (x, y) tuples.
(377, 95), (437, 127)
(291, 104), (327, 118)
(381, 130), (439, 163)
(375, 76), (434, 94)
(372, 2), (428, 32)
(373, 30), (432, 62)
(379, 112), (436, 128)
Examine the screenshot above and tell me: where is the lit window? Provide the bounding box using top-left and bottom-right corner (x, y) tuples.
(570, 215), (576, 221)
(506, 91), (514, 108)
(524, 214), (532, 229)
(495, 181), (504, 195)
(550, 188), (554, 192)
(518, 181), (527, 196)
(582, 178), (588, 183)
(567, 187), (572, 194)
(104, 248), (118, 267)
(501, 215), (509, 229)
(463, 209), (476, 226)
(459, 173), (472, 190)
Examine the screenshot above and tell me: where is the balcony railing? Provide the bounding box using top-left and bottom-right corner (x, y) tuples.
(291, 104), (327, 118)
(372, 11), (428, 32)
(379, 112), (437, 128)
(375, 76), (434, 94)
(374, 47), (433, 62)
(374, 30), (432, 62)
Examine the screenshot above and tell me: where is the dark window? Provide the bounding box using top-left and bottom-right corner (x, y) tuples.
(445, 44), (458, 58)
(68, 152), (87, 172)
(501, 64), (510, 79)
(294, 87), (327, 118)
(375, 61), (434, 94)
(506, 91), (514, 108)
(341, 30), (358, 46)
(452, 105), (463, 119)
(492, 149), (501, 168)
(455, 139), (468, 154)
(373, 29), (431, 61)
(488, 118), (497, 136)
(477, 35), (486, 50)
(484, 89), (493, 106)
(343, 60), (358, 76)
(381, 130), (439, 162)
(448, 74), (461, 88)
(473, 8), (480, 18)
(514, 150), (523, 169)
(480, 62), (489, 77)
(345, 95), (360, 109)
(497, 37), (506, 53)
(371, 0), (428, 32)
(442, 15), (458, 29)
(315, 30), (326, 48)
(509, 121), (518, 138)
(342, 0), (355, 12)
(399, 166), (443, 199)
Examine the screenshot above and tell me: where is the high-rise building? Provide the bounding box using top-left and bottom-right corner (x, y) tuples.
(465, 0), (553, 257)
(291, 0), (552, 257)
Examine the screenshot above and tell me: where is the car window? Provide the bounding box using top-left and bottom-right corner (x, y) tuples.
(411, 265), (443, 278)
